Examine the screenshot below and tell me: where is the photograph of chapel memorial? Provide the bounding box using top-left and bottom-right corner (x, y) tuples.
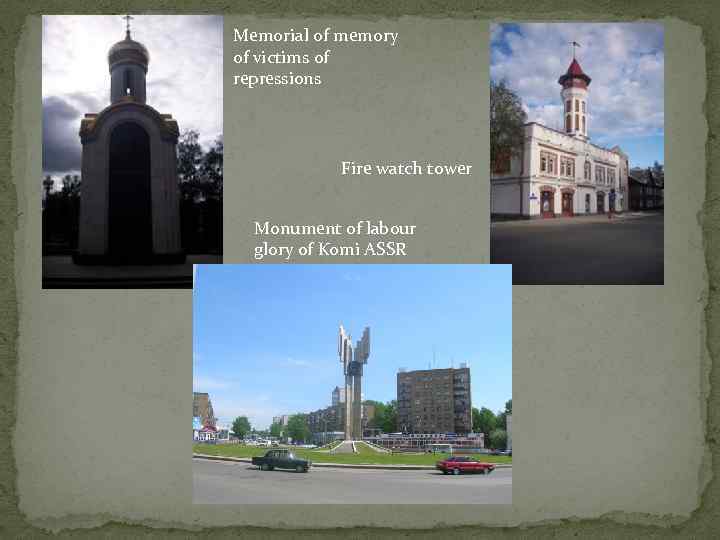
(489, 23), (664, 285)
(42, 15), (222, 288)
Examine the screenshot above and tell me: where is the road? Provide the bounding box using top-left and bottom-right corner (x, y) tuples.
(193, 458), (512, 504)
(491, 212), (664, 285)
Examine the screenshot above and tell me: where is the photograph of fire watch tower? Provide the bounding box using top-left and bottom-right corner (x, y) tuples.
(192, 264), (512, 504)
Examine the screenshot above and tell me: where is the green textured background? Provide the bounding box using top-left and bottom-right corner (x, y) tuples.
(1, 2), (718, 540)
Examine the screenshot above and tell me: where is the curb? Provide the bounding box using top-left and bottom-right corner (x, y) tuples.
(193, 453), (512, 470)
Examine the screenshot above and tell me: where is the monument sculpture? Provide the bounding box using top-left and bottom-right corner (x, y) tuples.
(338, 325), (370, 441)
(75, 15), (184, 264)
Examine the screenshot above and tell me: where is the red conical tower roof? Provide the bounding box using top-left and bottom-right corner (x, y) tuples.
(558, 58), (591, 88)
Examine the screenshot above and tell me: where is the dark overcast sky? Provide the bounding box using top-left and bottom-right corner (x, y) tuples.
(42, 15), (222, 178)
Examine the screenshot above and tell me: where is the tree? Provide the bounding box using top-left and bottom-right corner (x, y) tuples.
(231, 416), (251, 439)
(200, 136), (223, 197)
(177, 130), (203, 184)
(490, 80), (527, 172)
(505, 399), (512, 414)
(269, 422), (283, 438)
(472, 407), (497, 436)
(286, 414), (311, 443)
(651, 161), (664, 184)
(489, 429), (508, 450)
(369, 400), (397, 433)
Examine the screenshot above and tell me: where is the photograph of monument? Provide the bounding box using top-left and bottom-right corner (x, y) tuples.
(192, 264), (512, 504)
(489, 23), (664, 285)
(42, 15), (223, 288)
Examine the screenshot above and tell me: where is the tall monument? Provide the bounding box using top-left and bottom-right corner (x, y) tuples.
(338, 325), (370, 441)
(75, 15), (184, 264)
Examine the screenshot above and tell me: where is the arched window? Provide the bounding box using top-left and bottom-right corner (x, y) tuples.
(123, 69), (134, 96)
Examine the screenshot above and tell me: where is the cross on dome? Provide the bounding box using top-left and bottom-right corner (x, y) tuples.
(123, 14), (134, 39)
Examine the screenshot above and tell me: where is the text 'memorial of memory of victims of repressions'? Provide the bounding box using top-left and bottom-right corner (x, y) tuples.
(232, 26), (399, 88)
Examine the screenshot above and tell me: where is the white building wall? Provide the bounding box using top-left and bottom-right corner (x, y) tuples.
(491, 122), (624, 218)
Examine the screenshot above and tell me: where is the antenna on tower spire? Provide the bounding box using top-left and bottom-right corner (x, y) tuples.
(570, 41), (581, 59)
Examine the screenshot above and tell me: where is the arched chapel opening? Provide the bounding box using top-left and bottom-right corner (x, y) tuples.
(108, 122), (152, 260)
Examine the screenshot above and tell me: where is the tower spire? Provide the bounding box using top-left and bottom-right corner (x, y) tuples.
(123, 14), (134, 39)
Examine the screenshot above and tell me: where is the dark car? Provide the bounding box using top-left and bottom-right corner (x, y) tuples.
(435, 456), (495, 475)
(251, 449), (311, 473)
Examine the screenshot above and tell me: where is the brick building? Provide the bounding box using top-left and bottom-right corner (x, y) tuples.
(192, 392), (216, 427)
(397, 366), (472, 434)
(306, 402), (376, 439)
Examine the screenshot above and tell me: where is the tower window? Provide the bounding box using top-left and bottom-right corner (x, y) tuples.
(565, 100), (571, 114)
(582, 101), (586, 113)
(565, 115), (571, 132)
(582, 116), (586, 133)
(575, 114), (579, 131)
(575, 99), (579, 112)
(123, 69), (133, 96)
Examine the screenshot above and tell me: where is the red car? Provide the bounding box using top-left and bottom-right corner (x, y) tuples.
(436, 456), (495, 475)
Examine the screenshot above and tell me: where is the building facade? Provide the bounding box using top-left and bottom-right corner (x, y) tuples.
(331, 386), (346, 406)
(629, 168), (664, 211)
(396, 366), (472, 434)
(192, 392), (216, 427)
(272, 414), (290, 427)
(491, 56), (627, 218)
(306, 402), (375, 441)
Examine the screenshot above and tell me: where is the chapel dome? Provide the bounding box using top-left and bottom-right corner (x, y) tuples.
(108, 33), (150, 72)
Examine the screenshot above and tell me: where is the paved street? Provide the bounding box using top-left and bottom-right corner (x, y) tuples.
(193, 458), (512, 504)
(491, 212), (664, 285)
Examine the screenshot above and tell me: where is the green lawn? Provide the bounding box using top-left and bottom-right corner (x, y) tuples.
(193, 443), (512, 466)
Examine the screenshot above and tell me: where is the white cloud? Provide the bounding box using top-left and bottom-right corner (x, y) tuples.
(491, 23), (664, 145)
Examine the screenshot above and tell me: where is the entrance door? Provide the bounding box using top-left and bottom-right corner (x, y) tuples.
(597, 193), (605, 214)
(541, 190), (554, 218)
(585, 194), (591, 213)
(108, 122), (152, 261)
(561, 192), (574, 217)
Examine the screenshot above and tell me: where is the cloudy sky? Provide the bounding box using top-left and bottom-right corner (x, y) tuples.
(42, 15), (222, 178)
(491, 23), (664, 168)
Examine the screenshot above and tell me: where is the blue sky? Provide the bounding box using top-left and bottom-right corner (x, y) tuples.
(193, 265), (512, 429)
(491, 23), (664, 168)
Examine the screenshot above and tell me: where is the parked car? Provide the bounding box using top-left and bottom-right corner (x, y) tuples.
(435, 456), (495, 475)
(252, 449), (311, 473)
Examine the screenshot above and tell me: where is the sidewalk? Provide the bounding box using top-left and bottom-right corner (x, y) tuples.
(193, 453), (512, 470)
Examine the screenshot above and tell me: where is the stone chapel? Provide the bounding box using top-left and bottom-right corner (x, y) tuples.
(75, 17), (184, 263)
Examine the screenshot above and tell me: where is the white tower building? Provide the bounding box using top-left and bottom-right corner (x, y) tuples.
(558, 56), (591, 140)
